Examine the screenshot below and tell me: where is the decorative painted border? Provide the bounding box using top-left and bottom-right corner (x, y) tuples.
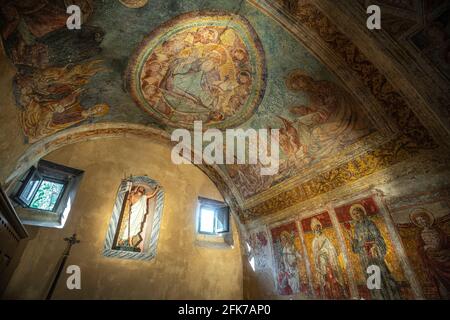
(103, 176), (165, 261)
(125, 10), (267, 129)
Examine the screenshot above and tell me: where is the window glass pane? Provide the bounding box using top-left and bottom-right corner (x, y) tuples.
(22, 178), (41, 204)
(199, 207), (215, 233)
(18, 168), (42, 206)
(215, 206), (229, 233)
(29, 180), (65, 211)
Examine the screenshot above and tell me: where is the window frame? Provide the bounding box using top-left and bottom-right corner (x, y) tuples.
(11, 160), (84, 228)
(197, 204), (218, 235)
(15, 166), (42, 207)
(196, 197), (230, 235)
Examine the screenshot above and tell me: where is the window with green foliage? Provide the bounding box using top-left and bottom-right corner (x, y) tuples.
(29, 180), (65, 211)
(14, 160), (83, 226)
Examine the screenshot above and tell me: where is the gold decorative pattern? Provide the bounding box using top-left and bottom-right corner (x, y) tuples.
(244, 135), (417, 220)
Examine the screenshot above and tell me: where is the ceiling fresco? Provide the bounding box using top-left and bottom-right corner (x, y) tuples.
(0, 0), (446, 223)
(360, 0), (450, 81)
(126, 11), (266, 129)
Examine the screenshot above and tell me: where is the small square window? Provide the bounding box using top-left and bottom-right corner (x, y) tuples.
(199, 207), (216, 234)
(12, 160), (84, 228)
(197, 197), (230, 235)
(29, 180), (65, 211)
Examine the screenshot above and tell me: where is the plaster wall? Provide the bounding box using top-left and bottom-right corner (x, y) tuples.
(3, 137), (243, 299)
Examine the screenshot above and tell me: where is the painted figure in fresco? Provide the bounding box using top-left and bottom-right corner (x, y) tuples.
(136, 22), (257, 127)
(119, 185), (160, 250)
(1, 0), (67, 40)
(0, 0), (93, 39)
(20, 90), (109, 143)
(248, 231), (270, 270)
(277, 261), (294, 295)
(311, 218), (347, 299)
(276, 116), (302, 157)
(226, 162), (274, 199)
(159, 45), (238, 115)
(15, 60), (108, 142)
(0, 0), (94, 68)
(410, 209), (450, 299)
(284, 70), (371, 161)
(279, 231), (301, 294)
(15, 60), (105, 103)
(349, 204), (401, 300)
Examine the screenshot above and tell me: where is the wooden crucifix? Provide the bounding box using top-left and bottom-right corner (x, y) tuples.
(45, 234), (80, 300)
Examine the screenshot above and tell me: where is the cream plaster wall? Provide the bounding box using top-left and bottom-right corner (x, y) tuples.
(3, 137), (243, 299)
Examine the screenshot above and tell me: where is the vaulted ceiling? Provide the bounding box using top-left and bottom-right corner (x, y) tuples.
(1, 0), (448, 224)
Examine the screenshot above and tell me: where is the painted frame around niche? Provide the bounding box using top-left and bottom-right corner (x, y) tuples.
(103, 176), (164, 261)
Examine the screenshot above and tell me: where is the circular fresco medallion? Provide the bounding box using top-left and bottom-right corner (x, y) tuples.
(119, 0), (148, 9)
(127, 12), (266, 129)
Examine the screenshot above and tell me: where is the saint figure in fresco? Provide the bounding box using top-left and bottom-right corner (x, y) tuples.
(279, 231), (301, 294)
(410, 209), (450, 299)
(283, 71), (371, 160)
(277, 261), (293, 295)
(349, 204), (401, 300)
(311, 218), (347, 299)
(120, 185), (160, 249)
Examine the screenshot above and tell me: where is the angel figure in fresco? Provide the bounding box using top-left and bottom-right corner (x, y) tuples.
(20, 89), (109, 143)
(311, 218), (347, 299)
(15, 60), (108, 142)
(15, 60), (105, 103)
(279, 231), (302, 294)
(119, 184), (160, 250)
(226, 162), (274, 199)
(348, 204), (401, 300)
(276, 116), (302, 158)
(410, 209), (450, 299)
(159, 45), (238, 115)
(283, 70), (371, 161)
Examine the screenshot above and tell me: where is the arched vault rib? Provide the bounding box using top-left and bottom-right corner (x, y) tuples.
(249, 0), (446, 149)
(5, 122), (244, 222)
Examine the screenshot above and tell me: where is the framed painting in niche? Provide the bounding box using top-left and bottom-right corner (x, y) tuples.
(103, 176), (164, 260)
